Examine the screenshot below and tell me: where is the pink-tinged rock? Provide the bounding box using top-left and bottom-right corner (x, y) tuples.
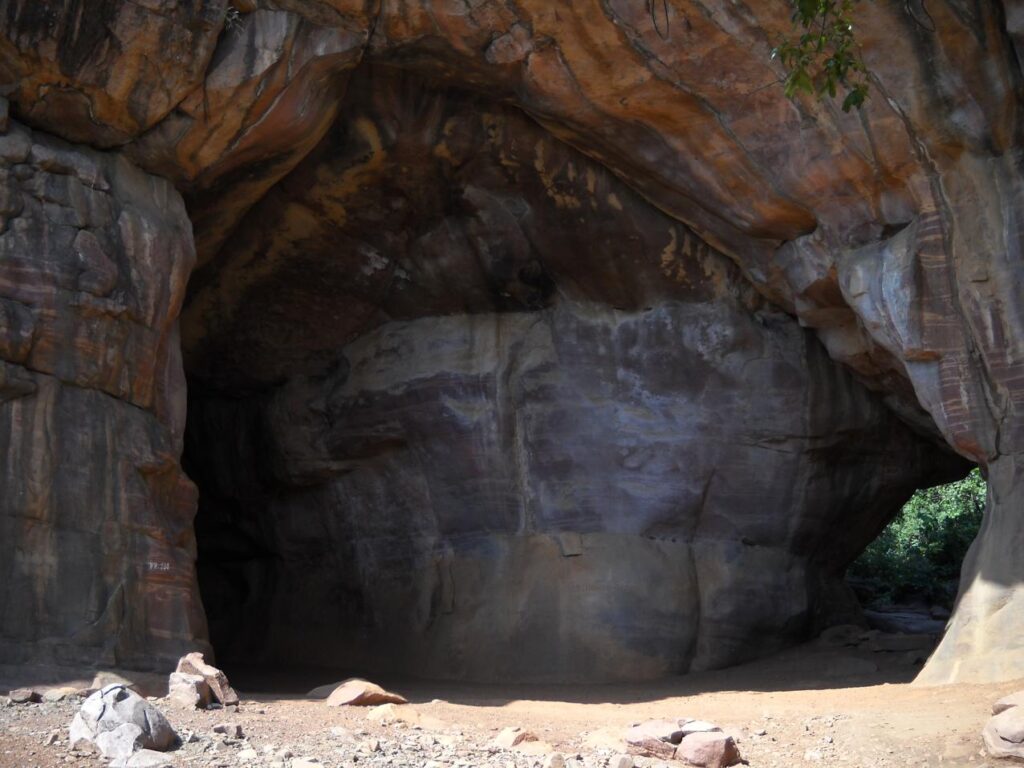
(675, 731), (742, 768)
(174, 653), (238, 706)
(9, 688), (40, 703)
(625, 720), (682, 758)
(324, 679), (407, 707)
(493, 727), (539, 749)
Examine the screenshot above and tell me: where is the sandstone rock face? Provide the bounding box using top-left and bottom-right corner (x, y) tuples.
(0, 1), (227, 146)
(124, 4), (373, 264)
(0, 115), (206, 670)
(180, 73), (964, 681)
(0, 1), (1023, 684)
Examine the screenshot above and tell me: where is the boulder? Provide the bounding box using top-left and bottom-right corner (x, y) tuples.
(984, 707), (1024, 759)
(43, 687), (79, 703)
(625, 720), (682, 759)
(325, 679), (407, 707)
(167, 672), (212, 710)
(493, 727), (540, 749)
(9, 688), (41, 703)
(994, 691), (1024, 716)
(174, 653), (238, 706)
(69, 684), (177, 759)
(95, 725), (146, 760)
(675, 732), (742, 768)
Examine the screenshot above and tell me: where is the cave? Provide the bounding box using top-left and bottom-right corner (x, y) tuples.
(178, 69), (969, 684)
(4, 0), (1023, 692)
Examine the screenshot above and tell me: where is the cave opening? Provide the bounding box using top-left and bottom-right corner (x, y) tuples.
(176, 69), (973, 690)
(845, 469), (985, 634)
(181, 365), (975, 691)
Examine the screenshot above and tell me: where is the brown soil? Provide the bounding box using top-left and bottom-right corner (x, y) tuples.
(0, 641), (1015, 768)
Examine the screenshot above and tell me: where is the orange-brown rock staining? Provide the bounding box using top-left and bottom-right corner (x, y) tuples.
(0, 1), (1021, 684)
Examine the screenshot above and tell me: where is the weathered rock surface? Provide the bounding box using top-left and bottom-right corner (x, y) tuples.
(9, 688), (41, 704)
(167, 672), (212, 710)
(1, 0), (1023, 685)
(325, 679), (408, 707)
(182, 72), (963, 682)
(675, 732), (742, 768)
(174, 652), (237, 706)
(69, 684), (176, 759)
(983, 706), (1024, 760)
(0, 117), (206, 671)
(995, 691), (1024, 716)
(625, 721), (682, 759)
(0, 1), (227, 146)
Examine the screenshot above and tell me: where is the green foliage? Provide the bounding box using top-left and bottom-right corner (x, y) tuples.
(771, 0), (870, 112)
(849, 469), (986, 607)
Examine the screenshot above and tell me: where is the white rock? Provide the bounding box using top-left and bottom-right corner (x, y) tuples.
(94, 724), (145, 760)
(167, 672), (211, 709)
(69, 684), (176, 758)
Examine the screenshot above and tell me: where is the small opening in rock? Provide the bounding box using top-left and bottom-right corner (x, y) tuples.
(845, 468), (985, 645)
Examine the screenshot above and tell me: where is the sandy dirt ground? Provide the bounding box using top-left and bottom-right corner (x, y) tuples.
(0, 640), (1017, 768)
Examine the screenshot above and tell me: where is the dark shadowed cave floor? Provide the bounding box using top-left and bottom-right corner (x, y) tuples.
(0, 639), (1014, 768)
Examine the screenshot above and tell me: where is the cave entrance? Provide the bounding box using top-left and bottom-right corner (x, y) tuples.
(177, 68), (974, 689)
(844, 469), (985, 644)
(182, 385), (376, 692)
(180, 335), (975, 690)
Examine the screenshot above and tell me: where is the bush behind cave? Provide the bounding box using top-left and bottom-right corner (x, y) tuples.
(849, 469), (986, 608)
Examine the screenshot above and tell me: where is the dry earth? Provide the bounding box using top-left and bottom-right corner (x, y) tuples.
(0, 641), (1017, 768)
